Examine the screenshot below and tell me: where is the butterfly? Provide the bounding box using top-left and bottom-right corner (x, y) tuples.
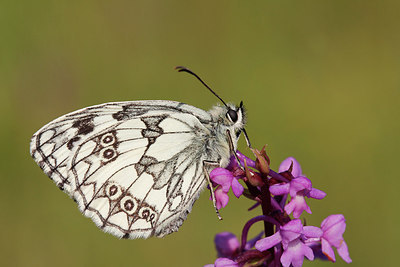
(29, 66), (251, 239)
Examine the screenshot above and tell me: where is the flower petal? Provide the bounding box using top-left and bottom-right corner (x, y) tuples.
(292, 240), (313, 267)
(231, 178), (244, 198)
(321, 214), (345, 231)
(321, 238), (336, 262)
(214, 257), (239, 267)
(308, 188), (326, 199)
(279, 157), (302, 177)
(302, 226), (323, 238)
(337, 240), (352, 263)
(280, 249), (295, 267)
(255, 231), (282, 252)
(303, 243), (315, 261)
(269, 183), (290, 195)
(215, 187), (229, 209)
(210, 168), (234, 192)
(284, 199), (296, 216)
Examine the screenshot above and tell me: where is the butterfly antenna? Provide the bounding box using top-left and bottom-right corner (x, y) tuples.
(175, 66), (227, 107)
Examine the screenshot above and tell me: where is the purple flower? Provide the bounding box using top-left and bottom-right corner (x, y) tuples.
(214, 232), (240, 258)
(255, 219), (322, 267)
(320, 214), (352, 263)
(204, 232), (240, 267)
(204, 148), (351, 267)
(269, 157), (326, 218)
(205, 231), (263, 267)
(210, 168), (244, 209)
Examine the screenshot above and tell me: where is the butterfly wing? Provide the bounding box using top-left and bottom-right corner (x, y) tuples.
(30, 100), (217, 238)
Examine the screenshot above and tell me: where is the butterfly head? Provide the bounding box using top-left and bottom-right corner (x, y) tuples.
(209, 101), (246, 147)
(225, 101), (246, 133)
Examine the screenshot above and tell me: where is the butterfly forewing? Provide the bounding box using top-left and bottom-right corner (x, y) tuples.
(30, 100), (224, 238)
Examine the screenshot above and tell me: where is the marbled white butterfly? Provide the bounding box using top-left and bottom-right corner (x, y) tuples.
(30, 67), (251, 239)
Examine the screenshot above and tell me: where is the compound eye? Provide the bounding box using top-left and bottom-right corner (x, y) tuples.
(227, 109), (238, 123)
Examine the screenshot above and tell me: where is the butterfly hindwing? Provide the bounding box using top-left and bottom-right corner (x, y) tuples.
(30, 100), (216, 238)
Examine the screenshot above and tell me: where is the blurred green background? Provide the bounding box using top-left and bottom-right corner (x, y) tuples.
(1, 1), (399, 266)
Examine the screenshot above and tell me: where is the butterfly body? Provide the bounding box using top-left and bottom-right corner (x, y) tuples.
(30, 100), (245, 238)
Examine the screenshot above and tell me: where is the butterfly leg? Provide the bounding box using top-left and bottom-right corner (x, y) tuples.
(226, 129), (245, 170)
(242, 129), (252, 149)
(203, 160), (223, 220)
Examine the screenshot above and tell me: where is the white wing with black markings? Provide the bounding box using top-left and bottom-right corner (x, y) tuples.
(30, 100), (246, 238)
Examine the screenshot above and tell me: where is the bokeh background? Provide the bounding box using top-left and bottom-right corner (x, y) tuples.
(1, 1), (399, 266)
